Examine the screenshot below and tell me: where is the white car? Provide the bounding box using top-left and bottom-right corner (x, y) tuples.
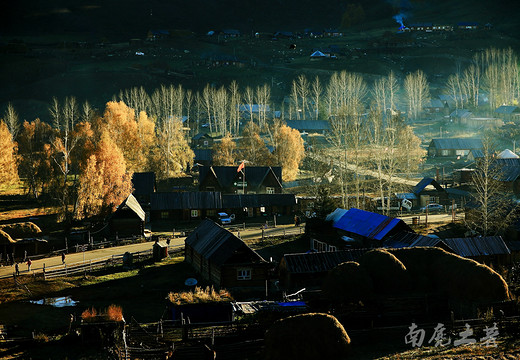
(218, 212), (235, 225)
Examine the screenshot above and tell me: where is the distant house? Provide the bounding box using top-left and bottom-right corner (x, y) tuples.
(192, 133), (215, 148)
(408, 23), (433, 32)
(150, 191), (222, 221)
(330, 208), (413, 247)
(457, 22), (479, 30)
(412, 177), (449, 208)
(424, 99), (449, 115)
(199, 166), (283, 194)
(443, 236), (511, 265)
(238, 104), (271, 119)
(310, 50), (328, 60)
(491, 158), (520, 195)
(184, 219), (270, 289)
(449, 109), (473, 123)
(285, 120), (331, 134)
(495, 105), (520, 121)
(278, 249), (369, 290)
(109, 194), (146, 237)
(204, 54), (245, 67)
(132, 172), (156, 206)
(428, 138), (483, 158)
(324, 29), (343, 37)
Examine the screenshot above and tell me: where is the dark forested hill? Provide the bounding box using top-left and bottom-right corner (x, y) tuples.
(1, 0), (519, 41)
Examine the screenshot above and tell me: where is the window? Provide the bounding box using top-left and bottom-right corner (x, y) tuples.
(237, 268), (251, 280)
(203, 140), (209, 146)
(161, 211), (169, 219)
(441, 150), (449, 156)
(329, 245), (337, 252)
(206, 209), (216, 217)
(260, 206), (265, 213)
(191, 210), (199, 218)
(266, 187), (275, 194)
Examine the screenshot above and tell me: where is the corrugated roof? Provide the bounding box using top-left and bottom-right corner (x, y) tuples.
(450, 109), (473, 118)
(150, 192), (223, 210)
(281, 249), (369, 274)
(430, 138), (483, 150)
(333, 208), (410, 241)
(493, 158), (520, 182)
(222, 194), (296, 208)
(383, 231), (452, 251)
(443, 236), (511, 257)
(132, 172), (156, 196)
(185, 219), (265, 266)
(325, 208), (348, 224)
(116, 194), (146, 221)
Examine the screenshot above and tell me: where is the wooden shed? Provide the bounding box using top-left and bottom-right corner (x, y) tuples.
(184, 219), (270, 290)
(109, 194), (145, 238)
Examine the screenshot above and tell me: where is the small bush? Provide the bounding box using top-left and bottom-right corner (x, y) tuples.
(107, 304), (123, 322)
(81, 307), (98, 321)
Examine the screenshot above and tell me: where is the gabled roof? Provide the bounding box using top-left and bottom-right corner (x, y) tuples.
(443, 236), (511, 257)
(426, 99), (446, 108)
(382, 231), (451, 250)
(492, 158), (520, 182)
(199, 166), (283, 190)
(132, 172), (156, 196)
(115, 194), (146, 221)
(495, 105), (520, 114)
(310, 50), (327, 57)
(325, 208), (348, 224)
(429, 138), (483, 150)
(285, 120), (331, 131)
(498, 149), (519, 159)
(281, 249), (369, 274)
(185, 219), (265, 266)
(333, 208), (411, 241)
(150, 192), (223, 210)
(192, 133), (214, 140)
(413, 177), (444, 194)
(222, 194), (295, 208)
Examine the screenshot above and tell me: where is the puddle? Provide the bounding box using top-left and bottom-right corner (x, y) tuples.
(29, 296), (78, 307)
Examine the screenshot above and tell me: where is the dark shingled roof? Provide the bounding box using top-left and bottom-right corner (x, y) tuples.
(281, 249), (369, 274)
(185, 219), (265, 266)
(495, 105), (520, 114)
(150, 192), (223, 210)
(132, 172), (156, 196)
(383, 231), (453, 251)
(412, 177), (444, 194)
(285, 120), (331, 132)
(443, 236), (511, 257)
(429, 138), (483, 150)
(199, 166), (283, 189)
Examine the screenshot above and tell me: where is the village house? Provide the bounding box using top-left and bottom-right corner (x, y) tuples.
(424, 99), (450, 115)
(428, 138), (483, 158)
(191, 133), (216, 148)
(198, 166), (283, 195)
(184, 219), (270, 290)
(495, 105), (520, 122)
(150, 192), (222, 221)
(449, 109), (473, 123)
(109, 194), (146, 238)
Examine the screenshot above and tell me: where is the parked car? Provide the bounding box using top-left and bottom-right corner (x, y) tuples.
(420, 203), (444, 212)
(218, 212), (235, 225)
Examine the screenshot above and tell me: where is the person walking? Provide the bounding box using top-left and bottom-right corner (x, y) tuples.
(61, 253), (66, 264)
(26, 258), (32, 272)
(15, 262), (19, 276)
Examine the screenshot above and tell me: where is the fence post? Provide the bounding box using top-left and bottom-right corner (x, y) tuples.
(65, 264), (67, 276)
(90, 259), (92, 272)
(43, 263), (46, 280)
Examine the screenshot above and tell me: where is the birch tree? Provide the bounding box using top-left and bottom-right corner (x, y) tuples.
(404, 70), (430, 120)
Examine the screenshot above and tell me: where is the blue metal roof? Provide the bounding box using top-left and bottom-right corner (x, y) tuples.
(333, 208), (404, 241)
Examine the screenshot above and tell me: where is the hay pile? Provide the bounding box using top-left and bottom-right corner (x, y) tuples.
(388, 247), (510, 304)
(264, 313), (351, 360)
(0, 222), (42, 239)
(358, 249), (412, 294)
(0, 229), (15, 245)
(322, 261), (374, 302)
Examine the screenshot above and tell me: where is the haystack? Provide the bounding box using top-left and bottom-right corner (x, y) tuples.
(359, 249), (411, 294)
(264, 313), (351, 360)
(388, 247), (509, 304)
(322, 261), (374, 302)
(0, 222), (42, 239)
(0, 229), (15, 245)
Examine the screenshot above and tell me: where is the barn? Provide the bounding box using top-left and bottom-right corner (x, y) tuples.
(184, 219), (270, 290)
